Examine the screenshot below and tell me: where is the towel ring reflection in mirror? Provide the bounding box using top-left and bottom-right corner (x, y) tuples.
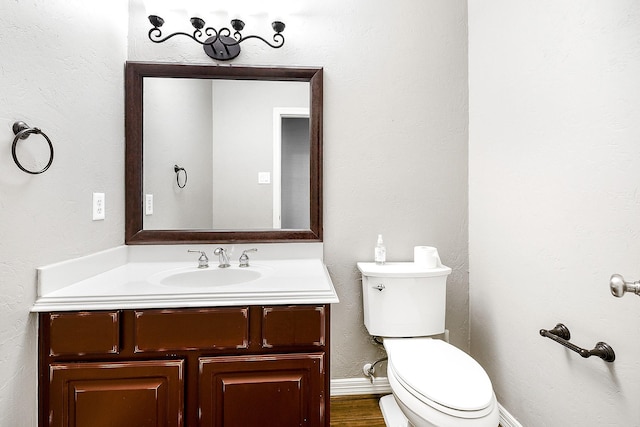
(174, 164), (187, 188)
(11, 121), (54, 175)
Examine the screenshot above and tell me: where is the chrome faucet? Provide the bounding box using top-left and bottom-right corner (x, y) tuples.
(213, 247), (230, 268)
(239, 248), (258, 267)
(187, 250), (209, 269)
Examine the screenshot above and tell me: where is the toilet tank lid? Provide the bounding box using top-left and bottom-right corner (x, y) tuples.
(357, 262), (451, 278)
(385, 338), (494, 412)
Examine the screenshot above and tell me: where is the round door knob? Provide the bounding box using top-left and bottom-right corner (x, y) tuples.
(609, 274), (640, 297)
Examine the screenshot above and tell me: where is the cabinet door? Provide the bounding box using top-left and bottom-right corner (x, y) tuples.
(199, 353), (324, 427)
(49, 360), (184, 427)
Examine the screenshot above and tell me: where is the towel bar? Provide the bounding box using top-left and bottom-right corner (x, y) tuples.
(540, 323), (615, 363)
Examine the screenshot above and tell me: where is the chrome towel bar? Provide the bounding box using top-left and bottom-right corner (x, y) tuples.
(540, 323), (615, 363)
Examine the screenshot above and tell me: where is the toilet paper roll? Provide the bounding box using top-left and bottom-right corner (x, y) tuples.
(414, 246), (439, 268)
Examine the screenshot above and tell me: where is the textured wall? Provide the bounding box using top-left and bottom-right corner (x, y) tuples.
(469, 1), (640, 424)
(0, 1), (128, 424)
(129, 0), (469, 378)
(0, 2), (468, 424)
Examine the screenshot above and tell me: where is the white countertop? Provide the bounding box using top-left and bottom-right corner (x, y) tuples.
(32, 244), (339, 312)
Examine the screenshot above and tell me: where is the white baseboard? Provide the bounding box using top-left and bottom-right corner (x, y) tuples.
(498, 402), (523, 427)
(331, 378), (522, 427)
(330, 377), (391, 396)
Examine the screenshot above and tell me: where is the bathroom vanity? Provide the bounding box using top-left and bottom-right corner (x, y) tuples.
(33, 62), (334, 426)
(33, 245), (338, 427)
(39, 304), (328, 427)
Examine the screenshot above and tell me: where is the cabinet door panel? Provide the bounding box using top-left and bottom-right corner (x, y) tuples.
(49, 360), (183, 427)
(199, 353), (324, 427)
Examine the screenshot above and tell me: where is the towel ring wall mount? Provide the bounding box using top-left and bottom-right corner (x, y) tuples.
(11, 121), (54, 174)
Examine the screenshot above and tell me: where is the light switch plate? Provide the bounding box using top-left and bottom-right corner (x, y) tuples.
(258, 172), (271, 184)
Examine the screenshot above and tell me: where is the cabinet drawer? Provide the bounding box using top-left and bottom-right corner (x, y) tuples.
(48, 311), (120, 357)
(262, 305), (325, 348)
(134, 307), (249, 352)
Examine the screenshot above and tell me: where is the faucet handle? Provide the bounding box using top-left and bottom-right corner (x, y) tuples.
(239, 248), (258, 268)
(187, 250), (209, 269)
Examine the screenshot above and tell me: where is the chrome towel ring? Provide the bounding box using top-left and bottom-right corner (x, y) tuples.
(11, 121), (54, 175)
(174, 164), (187, 188)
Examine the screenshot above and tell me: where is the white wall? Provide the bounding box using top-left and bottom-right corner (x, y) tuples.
(7, 1), (639, 423)
(129, 0), (470, 379)
(469, 1), (640, 425)
(0, 1), (468, 423)
(0, 1), (128, 424)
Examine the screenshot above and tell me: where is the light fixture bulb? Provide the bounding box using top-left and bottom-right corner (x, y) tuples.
(190, 17), (205, 30)
(148, 15), (165, 28)
(272, 21), (285, 33)
(231, 19), (245, 32)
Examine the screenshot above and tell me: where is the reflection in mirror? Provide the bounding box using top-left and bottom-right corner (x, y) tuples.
(125, 62), (323, 244)
(143, 78), (310, 231)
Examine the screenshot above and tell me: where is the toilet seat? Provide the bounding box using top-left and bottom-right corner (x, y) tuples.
(384, 338), (495, 418)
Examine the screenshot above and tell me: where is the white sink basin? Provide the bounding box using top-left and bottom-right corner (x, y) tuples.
(151, 266), (265, 288)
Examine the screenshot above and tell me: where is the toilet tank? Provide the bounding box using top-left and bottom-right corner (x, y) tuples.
(357, 262), (452, 337)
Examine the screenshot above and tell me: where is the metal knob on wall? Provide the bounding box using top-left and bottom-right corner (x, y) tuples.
(609, 274), (640, 298)
(11, 121), (54, 174)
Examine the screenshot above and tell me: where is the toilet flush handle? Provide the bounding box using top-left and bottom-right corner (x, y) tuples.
(373, 283), (385, 291)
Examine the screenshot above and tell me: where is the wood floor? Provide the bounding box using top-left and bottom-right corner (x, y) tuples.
(330, 395), (502, 427)
(330, 395), (386, 427)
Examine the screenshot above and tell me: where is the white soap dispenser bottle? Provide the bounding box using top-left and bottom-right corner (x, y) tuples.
(374, 234), (386, 265)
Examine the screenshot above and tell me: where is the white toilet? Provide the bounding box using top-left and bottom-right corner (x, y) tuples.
(357, 260), (499, 427)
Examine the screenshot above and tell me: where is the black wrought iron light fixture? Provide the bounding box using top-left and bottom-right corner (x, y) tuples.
(147, 14), (285, 61)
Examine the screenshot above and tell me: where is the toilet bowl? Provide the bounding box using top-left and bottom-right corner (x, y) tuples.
(357, 260), (499, 427)
(383, 338), (499, 427)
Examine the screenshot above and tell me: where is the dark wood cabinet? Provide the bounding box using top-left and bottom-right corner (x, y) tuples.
(49, 360), (184, 427)
(199, 353), (324, 427)
(39, 305), (330, 427)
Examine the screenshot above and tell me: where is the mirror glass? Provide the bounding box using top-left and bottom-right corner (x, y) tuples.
(125, 62), (323, 244)
(143, 78), (310, 230)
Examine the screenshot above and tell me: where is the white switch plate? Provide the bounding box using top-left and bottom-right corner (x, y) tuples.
(92, 193), (105, 221)
(258, 172), (271, 184)
(145, 194), (154, 215)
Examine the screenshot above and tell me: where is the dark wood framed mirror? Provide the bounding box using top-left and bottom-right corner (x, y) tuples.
(125, 61), (323, 244)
